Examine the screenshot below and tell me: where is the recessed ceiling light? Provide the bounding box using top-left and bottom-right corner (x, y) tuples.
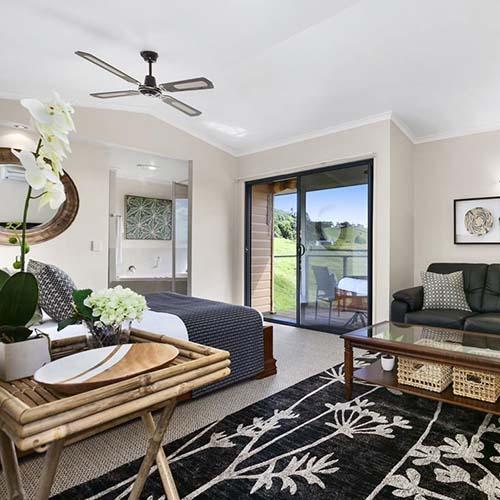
(137, 163), (158, 171)
(13, 123), (29, 130)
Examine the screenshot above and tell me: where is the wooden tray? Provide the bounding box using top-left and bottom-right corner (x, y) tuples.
(34, 343), (179, 395)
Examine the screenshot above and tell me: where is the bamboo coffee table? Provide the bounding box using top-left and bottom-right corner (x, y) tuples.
(0, 329), (230, 500)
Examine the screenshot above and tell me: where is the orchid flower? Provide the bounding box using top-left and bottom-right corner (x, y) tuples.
(39, 179), (66, 209)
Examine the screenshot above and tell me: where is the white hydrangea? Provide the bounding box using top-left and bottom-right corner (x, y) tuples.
(83, 286), (148, 328)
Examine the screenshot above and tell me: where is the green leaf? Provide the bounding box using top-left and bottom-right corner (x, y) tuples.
(72, 289), (93, 320)
(58, 317), (78, 331)
(0, 272), (39, 327)
(0, 325), (33, 343)
(0, 270), (10, 291)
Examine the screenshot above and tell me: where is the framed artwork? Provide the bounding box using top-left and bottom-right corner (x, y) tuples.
(125, 195), (172, 240)
(454, 196), (500, 244)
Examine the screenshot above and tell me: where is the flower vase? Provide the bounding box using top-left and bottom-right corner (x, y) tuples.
(85, 322), (131, 349)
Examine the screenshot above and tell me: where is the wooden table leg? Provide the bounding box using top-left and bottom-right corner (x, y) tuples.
(0, 431), (25, 500)
(142, 411), (179, 500)
(344, 339), (354, 400)
(129, 400), (177, 500)
(35, 439), (65, 500)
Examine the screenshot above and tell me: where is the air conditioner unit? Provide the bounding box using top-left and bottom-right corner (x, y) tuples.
(0, 165), (25, 182)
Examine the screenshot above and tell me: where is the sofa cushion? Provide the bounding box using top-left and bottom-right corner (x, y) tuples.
(405, 309), (476, 330)
(481, 264), (500, 313)
(464, 313), (500, 334)
(421, 271), (471, 311)
(427, 263), (488, 312)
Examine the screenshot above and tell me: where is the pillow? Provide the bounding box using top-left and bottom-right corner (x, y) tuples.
(421, 270), (471, 311)
(27, 260), (76, 321)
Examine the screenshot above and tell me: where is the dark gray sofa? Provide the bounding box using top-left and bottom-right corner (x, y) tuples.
(391, 262), (500, 334)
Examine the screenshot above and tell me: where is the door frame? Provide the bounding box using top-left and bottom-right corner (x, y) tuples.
(244, 158), (374, 333)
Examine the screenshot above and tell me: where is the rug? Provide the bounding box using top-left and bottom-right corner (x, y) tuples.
(53, 352), (500, 499)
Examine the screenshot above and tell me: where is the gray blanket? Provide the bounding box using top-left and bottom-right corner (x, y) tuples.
(146, 292), (264, 395)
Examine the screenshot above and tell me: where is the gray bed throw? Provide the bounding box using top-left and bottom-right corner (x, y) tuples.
(145, 292), (264, 395)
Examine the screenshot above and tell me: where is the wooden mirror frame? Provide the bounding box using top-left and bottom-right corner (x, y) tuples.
(0, 147), (79, 245)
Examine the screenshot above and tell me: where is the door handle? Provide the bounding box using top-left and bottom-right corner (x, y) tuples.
(298, 243), (306, 257)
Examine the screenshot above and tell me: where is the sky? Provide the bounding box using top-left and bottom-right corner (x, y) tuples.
(274, 184), (368, 226)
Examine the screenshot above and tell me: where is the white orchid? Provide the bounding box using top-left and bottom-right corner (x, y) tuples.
(9, 93), (75, 272)
(21, 92), (75, 135)
(39, 179), (66, 209)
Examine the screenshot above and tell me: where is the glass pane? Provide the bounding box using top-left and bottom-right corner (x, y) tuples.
(300, 164), (369, 332)
(363, 323), (500, 360)
(174, 182), (189, 295)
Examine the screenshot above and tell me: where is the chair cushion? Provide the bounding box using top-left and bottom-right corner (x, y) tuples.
(405, 309), (476, 330)
(464, 313), (500, 334)
(481, 264), (500, 312)
(427, 263), (488, 312)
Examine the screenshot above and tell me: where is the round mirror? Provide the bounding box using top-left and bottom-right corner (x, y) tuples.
(0, 147), (79, 245)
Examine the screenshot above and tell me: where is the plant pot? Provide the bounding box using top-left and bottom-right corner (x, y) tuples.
(381, 354), (396, 372)
(0, 334), (51, 381)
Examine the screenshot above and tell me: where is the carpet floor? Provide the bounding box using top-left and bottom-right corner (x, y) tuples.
(53, 352), (500, 499)
(0, 324), (346, 498)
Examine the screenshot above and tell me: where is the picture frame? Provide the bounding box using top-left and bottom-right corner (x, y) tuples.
(454, 196), (500, 244)
(125, 195), (172, 240)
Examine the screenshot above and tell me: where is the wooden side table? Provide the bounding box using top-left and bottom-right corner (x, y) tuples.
(0, 331), (230, 500)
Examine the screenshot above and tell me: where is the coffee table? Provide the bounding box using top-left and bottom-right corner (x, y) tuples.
(342, 321), (500, 415)
(0, 330), (230, 500)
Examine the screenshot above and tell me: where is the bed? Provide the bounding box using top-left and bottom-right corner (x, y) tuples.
(37, 292), (277, 397)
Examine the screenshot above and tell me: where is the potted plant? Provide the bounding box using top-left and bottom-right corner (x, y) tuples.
(59, 286), (148, 348)
(0, 94), (75, 380)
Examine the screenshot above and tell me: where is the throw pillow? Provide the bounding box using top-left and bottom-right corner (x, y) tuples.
(421, 270), (471, 311)
(27, 260), (76, 321)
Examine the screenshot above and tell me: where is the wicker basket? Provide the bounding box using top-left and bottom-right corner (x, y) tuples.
(397, 357), (452, 393)
(452, 367), (500, 403)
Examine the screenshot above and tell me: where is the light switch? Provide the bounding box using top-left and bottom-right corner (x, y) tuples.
(91, 241), (103, 252)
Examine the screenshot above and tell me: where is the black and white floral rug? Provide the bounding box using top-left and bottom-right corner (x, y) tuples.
(54, 353), (500, 499)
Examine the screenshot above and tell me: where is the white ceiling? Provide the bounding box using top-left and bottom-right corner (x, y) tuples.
(2, 0), (500, 156)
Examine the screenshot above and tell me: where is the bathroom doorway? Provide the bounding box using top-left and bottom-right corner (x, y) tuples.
(107, 148), (191, 296)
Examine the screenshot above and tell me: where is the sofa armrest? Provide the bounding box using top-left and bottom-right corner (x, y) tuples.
(392, 286), (424, 312)
(390, 300), (409, 323)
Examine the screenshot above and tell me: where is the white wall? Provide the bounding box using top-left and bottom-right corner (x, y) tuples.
(413, 130), (500, 282)
(236, 120), (396, 323)
(0, 99), (238, 302)
(389, 122), (414, 294)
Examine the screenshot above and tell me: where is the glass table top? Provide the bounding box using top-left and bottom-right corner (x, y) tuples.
(345, 321), (500, 362)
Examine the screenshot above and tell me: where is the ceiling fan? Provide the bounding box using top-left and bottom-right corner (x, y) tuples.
(75, 50), (214, 117)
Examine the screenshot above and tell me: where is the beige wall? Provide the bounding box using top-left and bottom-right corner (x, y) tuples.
(0, 99), (238, 301)
(236, 120), (396, 323)
(389, 122), (414, 294)
(414, 130), (500, 282)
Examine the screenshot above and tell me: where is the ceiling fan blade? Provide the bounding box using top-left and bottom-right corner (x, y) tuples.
(161, 96), (202, 116)
(75, 51), (140, 85)
(159, 77), (214, 93)
(90, 90), (141, 99)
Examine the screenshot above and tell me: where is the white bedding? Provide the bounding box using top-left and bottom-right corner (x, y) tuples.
(32, 310), (189, 342)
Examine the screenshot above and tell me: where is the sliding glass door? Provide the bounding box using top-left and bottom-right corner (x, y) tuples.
(245, 159), (372, 334)
(299, 164), (370, 332)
